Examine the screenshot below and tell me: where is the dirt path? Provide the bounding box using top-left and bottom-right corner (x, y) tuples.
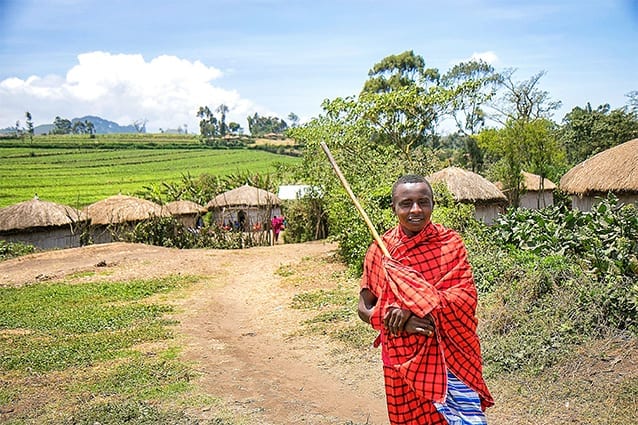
(0, 241), (388, 424)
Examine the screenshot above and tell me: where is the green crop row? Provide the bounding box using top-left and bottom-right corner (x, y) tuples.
(0, 136), (299, 208)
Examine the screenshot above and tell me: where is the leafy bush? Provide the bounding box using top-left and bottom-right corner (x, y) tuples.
(280, 195), (328, 244)
(0, 240), (36, 261)
(127, 215), (270, 250)
(491, 195), (638, 279)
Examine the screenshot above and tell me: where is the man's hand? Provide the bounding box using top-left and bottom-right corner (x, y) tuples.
(404, 314), (435, 336)
(383, 307), (411, 335)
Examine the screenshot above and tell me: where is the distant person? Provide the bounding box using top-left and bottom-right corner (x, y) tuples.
(271, 215), (283, 243)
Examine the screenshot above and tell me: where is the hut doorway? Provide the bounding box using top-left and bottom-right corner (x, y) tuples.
(237, 210), (247, 231)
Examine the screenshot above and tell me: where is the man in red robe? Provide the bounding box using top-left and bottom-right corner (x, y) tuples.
(358, 174), (493, 424)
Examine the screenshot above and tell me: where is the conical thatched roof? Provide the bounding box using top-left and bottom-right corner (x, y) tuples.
(83, 195), (169, 225)
(496, 172), (557, 192)
(0, 197), (86, 232)
(522, 172), (557, 191)
(206, 184), (281, 209)
(428, 166), (507, 204)
(560, 138), (638, 195)
(164, 200), (207, 216)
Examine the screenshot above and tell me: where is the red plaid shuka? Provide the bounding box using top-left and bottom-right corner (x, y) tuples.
(361, 222), (493, 424)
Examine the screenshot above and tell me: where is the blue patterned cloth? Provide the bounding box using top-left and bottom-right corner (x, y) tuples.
(434, 371), (488, 425)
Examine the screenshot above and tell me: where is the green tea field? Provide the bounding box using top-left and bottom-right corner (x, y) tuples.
(0, 134), (300, 208)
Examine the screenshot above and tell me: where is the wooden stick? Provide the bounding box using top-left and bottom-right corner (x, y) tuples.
(320, 142), (391, 258)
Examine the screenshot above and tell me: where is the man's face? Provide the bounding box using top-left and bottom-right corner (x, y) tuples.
(392, 182), (433, 237)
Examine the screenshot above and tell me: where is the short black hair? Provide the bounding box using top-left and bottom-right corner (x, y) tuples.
(391, 174), (434, 203)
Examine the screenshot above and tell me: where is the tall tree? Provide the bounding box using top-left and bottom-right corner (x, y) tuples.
(361, 50), (438, 94)
(197, 106), (219, 138)
(133, 119), (147, 133)
(216, 104), (229, 136)
(287, 112), (299, 128)
(492, 69), (561, 124)
(25, 112), (34, 143)
(626, 90), (638, 115)
(246, 113), (288, 136)
(558, 103), (638, 164)
(359, 51), (444, 155)
(477, 118), (564, 207)
(441, 60), (499, 136)
(51, 116), (72, 135)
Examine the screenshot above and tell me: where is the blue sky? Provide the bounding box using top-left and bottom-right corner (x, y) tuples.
(0, 0), (636, 133)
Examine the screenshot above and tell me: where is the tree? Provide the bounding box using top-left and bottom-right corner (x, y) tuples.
(246, 113), (288, 136)
(197, 106), (219, 138)
(441, 60), (499, 136)
(361, 50), (438, 94)
(25, 112), (34, 143)
(287, 112), (299, 128)
(51, 116), (72, 135)
(359, 51), (447, 156)
(228, 122), (242, 134)
(85, 120), (95, 138)
(477, 118), (564, 207)
(72, 120), (87, 134)
(492, 69), (561, 124)
(133, 119), (147, 133)
(216, 104), (229, 136)
(626, 90), (638, 115)
(558, 102), (638, 164)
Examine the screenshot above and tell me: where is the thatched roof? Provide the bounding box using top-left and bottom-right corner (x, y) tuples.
(83, 195), (169, 225)
(206, 184), (281, 209)
(560, 138), (638, 195)
(428, 166), (507, 204)
(522, 172), (557, 191)
(164, 200), (207, 216)
(0, 197), (86, 232)
(495, 172), (557, 192)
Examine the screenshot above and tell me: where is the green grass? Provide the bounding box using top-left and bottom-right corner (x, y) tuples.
(0, 274), (196, 372)
(0, 134), (300, 208)
(0, 274), (219, 423)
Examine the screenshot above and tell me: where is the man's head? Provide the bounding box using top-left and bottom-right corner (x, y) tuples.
(391, 174), (434, 237)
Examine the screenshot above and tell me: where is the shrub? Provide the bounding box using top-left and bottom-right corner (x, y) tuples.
(0, 240), (36, 261)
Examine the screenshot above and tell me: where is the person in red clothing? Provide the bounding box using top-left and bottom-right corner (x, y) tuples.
(271, 215), (284, 243)
(358, 174), (493, 425)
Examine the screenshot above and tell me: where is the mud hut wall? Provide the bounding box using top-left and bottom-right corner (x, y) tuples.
(519, 191), (554, 210)
(570, 193), (638, 211)
(88, 222), (138, 244)
(213, 206), (281, 230)
(474, 205), (503, 225)
(173, 213), (199, 229)
(1, 227), (81, 250)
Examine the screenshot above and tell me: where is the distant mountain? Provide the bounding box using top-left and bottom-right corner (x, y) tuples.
(72, 115), (141, 134)
(1, 116), (143, 135)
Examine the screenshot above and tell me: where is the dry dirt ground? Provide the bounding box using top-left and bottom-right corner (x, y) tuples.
(0, 240), (389, 424)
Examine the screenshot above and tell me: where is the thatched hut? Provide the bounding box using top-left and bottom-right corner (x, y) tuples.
(164, 200), (207, 229)
(560, 138), (638, 211)
(206, 184), (281, 231)
(0, 197), (87, 250)
(428, 166), (507, 224)
(496, 172), (557, 209)
(83, 195), (169, 243)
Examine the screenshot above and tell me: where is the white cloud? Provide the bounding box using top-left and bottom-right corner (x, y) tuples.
(469, 51), (499, 65)
(0, 51), (265, 133)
